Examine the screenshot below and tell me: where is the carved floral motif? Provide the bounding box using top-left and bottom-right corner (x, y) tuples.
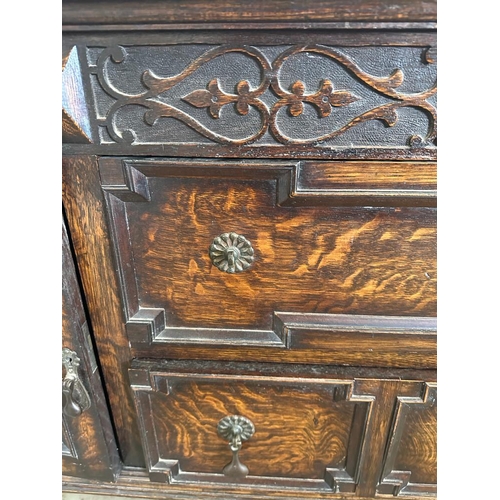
(90, 44), (437, 147)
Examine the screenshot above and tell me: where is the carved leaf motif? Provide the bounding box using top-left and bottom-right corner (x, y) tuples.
(387, 69), (404, 89)
(289, 102), (304, 117)
(235, 80), (251, 115)
(291, 81), (306, 97)
(424, 47), (437, 65)
(183, 89), (213, 108)
(329, 91), (359, 107)
(236, 81), (251, 95)
(380, 109), (399, 127)
(95, 44), (436, 147)
(308, 80), (359, 117)
(236, 100), (250, 115)
(288, 81), (308, 116)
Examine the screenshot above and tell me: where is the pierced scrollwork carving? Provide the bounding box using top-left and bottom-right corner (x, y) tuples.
(209, 232), (254, 274)
(90, 44), (437, 147)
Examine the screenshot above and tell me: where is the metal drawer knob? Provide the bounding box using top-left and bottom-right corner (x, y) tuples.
(62, 348), (91, 417)
(209, 232), (254, 273)
(217, 415), (255, 478)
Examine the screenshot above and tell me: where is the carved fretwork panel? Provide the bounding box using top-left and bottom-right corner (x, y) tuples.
(377, 382), (437, 497)
(71, 41), (436, 158)
(129, 364), (381, 492)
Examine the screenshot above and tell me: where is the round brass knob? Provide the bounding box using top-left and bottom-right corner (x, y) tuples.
(209, 232), (254, 273)
(217, 415), (255, 442)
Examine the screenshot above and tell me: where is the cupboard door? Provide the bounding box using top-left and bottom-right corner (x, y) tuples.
(62, 218), (121, 481)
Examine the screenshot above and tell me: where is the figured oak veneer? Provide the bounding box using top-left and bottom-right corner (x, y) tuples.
(128, 360), (437, 497)
(62, 3), (437, 497)
(97, 158), (436, 367)
(62, 218), (121, 480)
(377, 383), (437, 496)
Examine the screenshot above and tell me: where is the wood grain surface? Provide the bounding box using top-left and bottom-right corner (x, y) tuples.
(63, 0), (437, 25)
(95, 158), (438, 366)
(64, 468), (437, 500)
(133, 197), (436, 323)
(298, 161), (436, 191)
(62, 218), (121, 481)
(129, 366), (370, 489)
(62, 156), (144, 466)
(397, 402), (437, 483)
(151, 379), (354, 479)
(62, 1), (438, 497)
(106, 161), (436, 327)
(377, 383), (437, 494)
(128, 360), (437, 496)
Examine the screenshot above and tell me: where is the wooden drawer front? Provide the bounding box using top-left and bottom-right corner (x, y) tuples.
(101, 157), (436, 367)
(129, 361), (436, 497)
(377, 383), (437, 497)
(62, 32), (436, 160)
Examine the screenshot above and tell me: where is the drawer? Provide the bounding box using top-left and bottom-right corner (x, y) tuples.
(99, 157), (436, 367)
(129, 360), (437, 497)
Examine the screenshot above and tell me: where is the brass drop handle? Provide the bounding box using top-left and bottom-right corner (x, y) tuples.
(62, 348), (91, 418)
(217, 415), (255, 479)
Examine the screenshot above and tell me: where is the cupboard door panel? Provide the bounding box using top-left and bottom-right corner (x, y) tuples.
(62, 218), (121, 481)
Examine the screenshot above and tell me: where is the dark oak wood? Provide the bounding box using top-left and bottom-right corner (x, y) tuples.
(121, 358), (438, 381)
(127, 360), (436, 497)
(64, 468), (436, 500)
(63, 22), (438, 32)
(62, 29), (436, 48)
(377, 383), (437, 496)
(63, 0), (437, 25)
(63, 41), (436, 159)
(62, 156), (145, 466)
(299, 161), (436, 191)
(62, 218), (121, 481)
(95, 157), (436, 366)
(62, 3), (437, 497)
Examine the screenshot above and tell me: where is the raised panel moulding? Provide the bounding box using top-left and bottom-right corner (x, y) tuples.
(128, 366), (376, 491)
(98, 158), (436, 367)
(377, 382), (437, 496)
